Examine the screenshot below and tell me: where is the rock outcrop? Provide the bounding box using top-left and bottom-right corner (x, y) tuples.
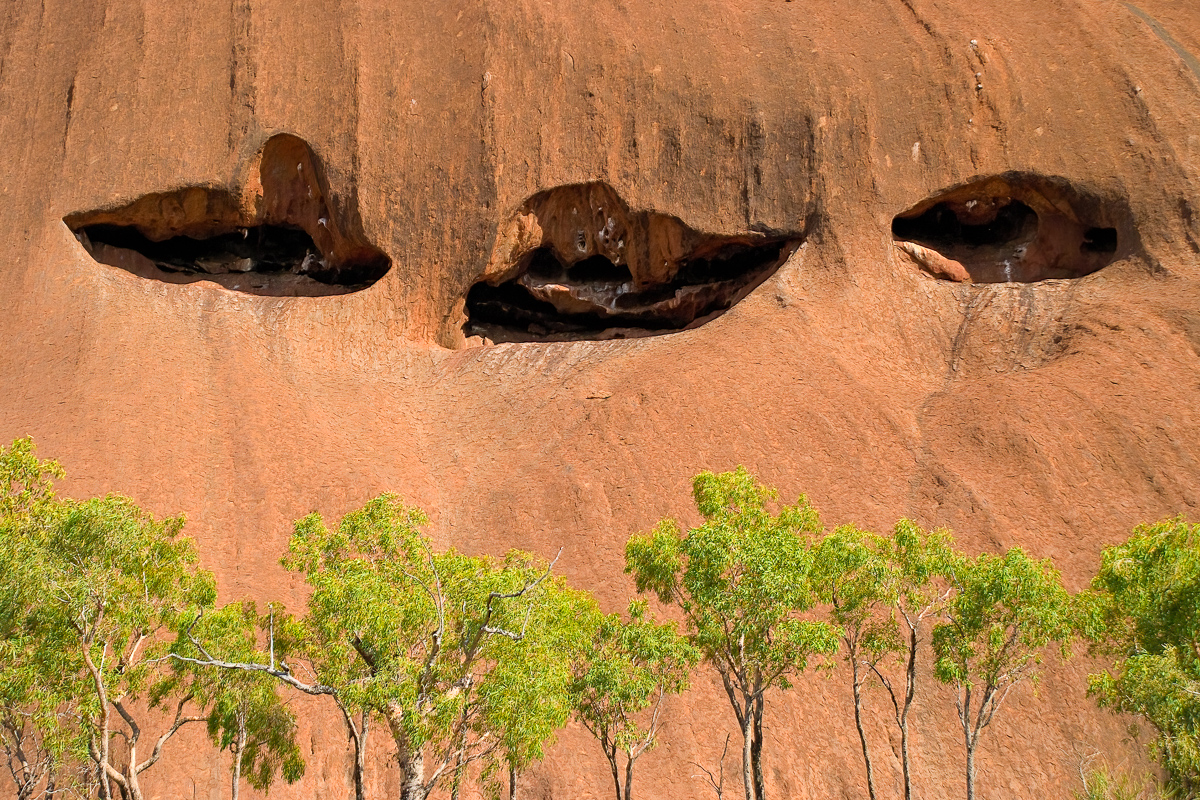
(1, 0), (1199, 797)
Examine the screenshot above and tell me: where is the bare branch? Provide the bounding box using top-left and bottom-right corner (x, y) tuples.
(158, 613), (337, 696)
(691, 733), (732, 799)
(110, 700), (140, 746)
(465, 549), (562, 660)
(134, 694), (204, 775)
(163, 651), (335, 696)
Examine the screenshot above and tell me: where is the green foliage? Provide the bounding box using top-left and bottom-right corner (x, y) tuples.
(474, 561), (596, 794)
(282, 493), (595, 800)
(1075, 764), (1169, 800)
(812, 519), (955, 800)
(570, 598), (698, 799)
(1087, 518), (1200, 795)
(812, 518), (955, 658)
(813, 524), (900, 661)
(0, 437), (61, 518)
(165, 602), (305, 795)
(29, 494), (218, 799)
(0, 438), (78, 799)
(833, 518), (959, 673)
(626, 468), (839, 693)
(1, 437), (300, 800)
(933, 546), (1076, 800)
(626, 467), (839, 800)
(933, 547), (1074, 689)
(887, 519), (958, 617)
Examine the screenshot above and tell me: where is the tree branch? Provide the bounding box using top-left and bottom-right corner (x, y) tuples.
(134, 694), (205, 775)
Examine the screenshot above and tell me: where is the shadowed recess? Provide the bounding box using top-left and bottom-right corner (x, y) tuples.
(464, 182), (801, 343)
(891, 173), (1123, 283)
(64, 135), (391, 297)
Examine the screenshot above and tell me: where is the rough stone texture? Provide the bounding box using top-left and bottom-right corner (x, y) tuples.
(1, 0), (1199, 797)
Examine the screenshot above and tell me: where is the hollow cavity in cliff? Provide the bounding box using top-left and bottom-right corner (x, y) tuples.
(464, 183), (801, 343)
(64, 135), (390, 296)
(891, 174), (1120, 283)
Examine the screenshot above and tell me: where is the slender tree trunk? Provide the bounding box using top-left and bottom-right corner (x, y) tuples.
(399, 748), (425, 800)
(355, 713), (369, 800)
(96, 708), (112, 800)
(750, 697), (765, 800)
(231, 714), (246, 800)
(508, 763), (517, 800)
(624, 752), (634, 800)
(93, 752), (111, 800)
(124, 765), (144, 800)
(338, 702), (369, 800)
(385, 704), (427, 800)
(605, 743), (623, 800)
(741, 710), (755, 800)
(965, 739), (976, 800)
(850, 655), (877, 800)
(960, 685), (975, 800)
(901, 625), (918, 800)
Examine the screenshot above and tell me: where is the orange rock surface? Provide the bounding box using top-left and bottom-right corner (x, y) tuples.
(2, 0), (1199, 797)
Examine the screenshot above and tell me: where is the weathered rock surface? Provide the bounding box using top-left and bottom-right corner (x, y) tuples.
(2, 0), (1199, 797)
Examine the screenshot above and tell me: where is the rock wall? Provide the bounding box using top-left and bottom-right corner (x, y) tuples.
(1, 0), (1199, 797)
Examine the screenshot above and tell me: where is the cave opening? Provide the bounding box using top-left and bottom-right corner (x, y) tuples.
(1082, 227), (1118, 253)
(465, 239), (793, 342)
(567, 255), (634, 284)
(66, 135), (392, 297)
(677, 241), (787, 284)
(74, 222), (391, 295)
(891, 200), (1038, 249)
(891, 179), (1121, 283)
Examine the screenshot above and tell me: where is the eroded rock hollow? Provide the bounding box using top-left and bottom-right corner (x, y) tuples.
(64, 135), (390, 296)
(464, 183), (801, 342)
(891, 174), (1123, 283)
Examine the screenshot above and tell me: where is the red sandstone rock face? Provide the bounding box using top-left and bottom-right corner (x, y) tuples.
(2, 0), (1200, 797)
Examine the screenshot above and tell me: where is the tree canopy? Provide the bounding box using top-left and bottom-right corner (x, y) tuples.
(626, 467), (839, 800)
(5, 438), (1187, 800)
(281, 493), (595, 800)
(0, 437), (302, 800)
(570, 598), (697, 800)
(933, 547), (1076, 800)
(0, 438), (74, 800)
(1087, 517), (1200, 795)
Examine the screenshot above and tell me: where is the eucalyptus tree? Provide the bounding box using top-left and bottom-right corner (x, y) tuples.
(0, 437), (61, 517)
(813, 523), (895, 800)
(161, 602), (305, 800)
(1086, 517), (1200, 794)
(870, 519), (956, 800)
(33, 495), (221, 800)
(280, 493), (594, 800)
(0, 481), (222, 800)
(1, 437), (302, 800)
(0, 437), (77, 800)
(625, 467), (840, 800)
(815, 519), (956, 800)
(932, 546), (1076, 800)
(570, 598), (698, 800)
